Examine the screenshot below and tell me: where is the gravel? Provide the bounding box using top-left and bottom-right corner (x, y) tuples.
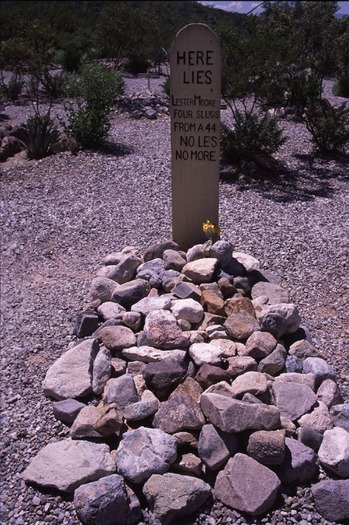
(1, 76), (348, 525)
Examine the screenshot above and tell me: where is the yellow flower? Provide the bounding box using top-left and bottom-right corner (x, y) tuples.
(202, 220), (220, 239)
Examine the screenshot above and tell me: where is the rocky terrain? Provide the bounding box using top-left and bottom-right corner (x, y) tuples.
(1, 76), (349, 525)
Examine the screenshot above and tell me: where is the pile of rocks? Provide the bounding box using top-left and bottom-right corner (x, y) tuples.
(116, 91), (169, 120)
(0, 122), (27, 162)
(23, 239), (349, 525)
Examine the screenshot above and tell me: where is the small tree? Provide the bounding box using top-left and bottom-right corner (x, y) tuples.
(64, 63), (123, 149)
(218, 22), (288, 169)
(304, 99), (349, 154)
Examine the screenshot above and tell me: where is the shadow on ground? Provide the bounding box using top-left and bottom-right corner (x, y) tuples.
(220, 152), (349, 203)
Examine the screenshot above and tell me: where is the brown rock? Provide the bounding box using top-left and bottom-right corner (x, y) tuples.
(201, 289), (225, 315)
(225, 296), (255, 317)
(224, 312), (259, 341)
(70, 404), (123, 439)
(247, 430), (286, 465)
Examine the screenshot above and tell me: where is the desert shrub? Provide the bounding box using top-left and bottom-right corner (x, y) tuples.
(284, 71), (323, 112)
(221, 107), (286, 164)
(304, 99), (349, 154)
(21, 113), (59, 159)
(60, 46), (83, 73)
(332, 71), (349, 98)
(64, 63), (123, 148)
(73, 63), (123, 109)
(65, 105), (110, 148)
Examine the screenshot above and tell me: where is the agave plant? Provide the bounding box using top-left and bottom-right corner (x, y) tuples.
(21, 113), (59, 160)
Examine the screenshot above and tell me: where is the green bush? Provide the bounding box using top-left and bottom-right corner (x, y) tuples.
(21, 113), (59, 159)
(304, 99), (349, 154)
(64, 63), (123, 148)
(221, 108), (286, 164)
(333, 72), (349, 98)
(65, 105), (110, 148)
(74, 63), (123, 109)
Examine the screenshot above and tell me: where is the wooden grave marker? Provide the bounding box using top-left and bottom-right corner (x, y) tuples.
(170, 23), (221, 250)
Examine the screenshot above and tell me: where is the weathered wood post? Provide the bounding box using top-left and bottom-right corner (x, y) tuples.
(170, 24), (221, 250)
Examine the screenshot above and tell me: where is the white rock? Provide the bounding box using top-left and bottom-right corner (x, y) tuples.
(318, 427), (349, 477)
(171, 298), (204, 324)
(189, 342), (225, 366)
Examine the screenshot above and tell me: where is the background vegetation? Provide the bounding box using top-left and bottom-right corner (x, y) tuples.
(0, 0), (348, 160)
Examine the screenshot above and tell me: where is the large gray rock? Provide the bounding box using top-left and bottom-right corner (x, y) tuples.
(131, 295), (172, 316)
(97, 301), (126, 321)
(97, 325), (136, 352)
(200, 393), (280, 433)
(273, 372), (316, 391)
(182, 258), (218, 284)
(275, 437), (318, 484)
(171, 298), (204, 324)
(303, 357), (337, 388)
(272, 381), (317, 421)
(115, 427), (177, 483)
(198, 423), (239, 470)
(251, 282), (289, 304)
(111, 278), (150, 309)
(230, 371), (268, 398)
(23, 439), (115, 493)
(74, 474), (142, 525)
(103, 375), (138, 409)
(143, 473), (211, 525)
(258, 303), (301, 338)
(142, 309), (190, 349)
(90, 277), (118, 303)
(136, 258), (165, 288)
(209, 240), (233, 267)
(214, 454), (280, 516)
(186, 244), (205, 262)
(163, 249), (187, 271)
(70, 404), (123, 439)
(318, 427), (349, 477)
(43, 339), (99, 400)
(153, 378), (205, 434)
(311, 479), (349, 523)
